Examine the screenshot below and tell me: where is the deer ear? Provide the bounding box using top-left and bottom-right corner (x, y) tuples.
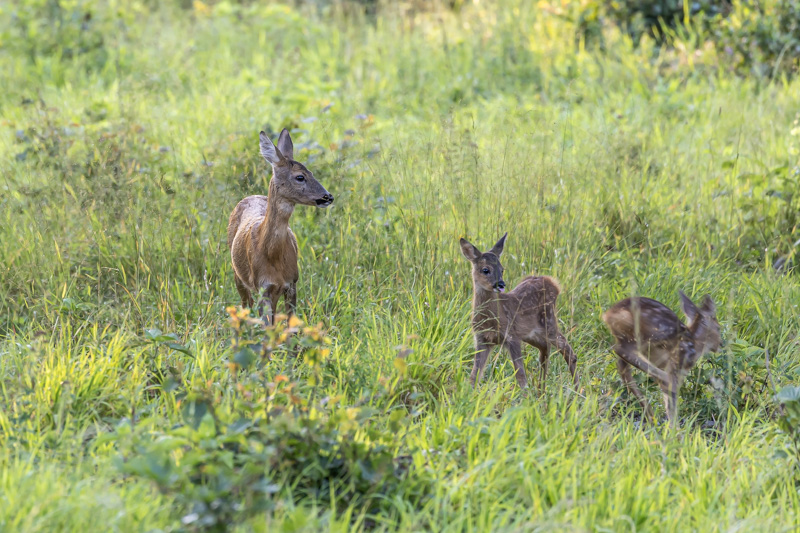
(679, 291), (700, 325)
(259, 131), (284, 166)
(460, 238), (481, 262)
(490, 232), (507, 257)
(701, 294), (716, 316)
(277, 128), (293, 161)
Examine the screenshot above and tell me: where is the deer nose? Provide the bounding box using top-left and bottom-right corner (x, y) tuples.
(494, 281), (505, 292)
(316, 193), (334, 206)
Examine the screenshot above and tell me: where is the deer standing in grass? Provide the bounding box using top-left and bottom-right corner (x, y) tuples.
(227, 129), (333, 324)
(460, 233), (578, 391)
(602, 292), (721, 424)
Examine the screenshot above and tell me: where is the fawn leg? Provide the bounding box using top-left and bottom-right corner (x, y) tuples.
(235, 275), (254, 309)
(554, 333), (578, 387)
(470, 339), (493, 387)
(614, 346), (655, 423)
(505, 339), (528, 389)
(536, 343), (550, 395)
(615, 344), (671, 384)
(659, 371), (680, 426)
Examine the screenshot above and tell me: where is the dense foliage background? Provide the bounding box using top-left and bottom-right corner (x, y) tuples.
(1, 0), (800, 530)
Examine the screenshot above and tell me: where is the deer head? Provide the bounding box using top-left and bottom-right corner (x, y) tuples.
(679, 291), (721, 368)
(259, 129), (333, 208)
(460, 233), (508, 293)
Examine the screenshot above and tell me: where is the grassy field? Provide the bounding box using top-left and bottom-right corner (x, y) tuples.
(2, 0), (800, 531)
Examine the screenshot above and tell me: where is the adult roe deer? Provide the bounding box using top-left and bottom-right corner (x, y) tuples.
(460, 233), (578, 391)
(602, 292), (721, 424)
(227, 129), (333, 324)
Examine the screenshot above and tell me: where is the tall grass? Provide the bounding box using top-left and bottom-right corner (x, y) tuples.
(1, 0), (799, 530)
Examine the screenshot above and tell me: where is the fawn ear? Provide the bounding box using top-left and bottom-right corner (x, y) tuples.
(277, 128), (293, 161)
(259, 131), (284, 166)
(489, 232), (507, 257)
(680, 291), (700, 325)
(460, 238), (481, 262)
(700, 294), (716, 316)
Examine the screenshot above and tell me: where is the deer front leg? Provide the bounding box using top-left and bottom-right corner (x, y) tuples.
(256, 284), (276, 326)
(505, 339), (528, 389)
(615, 351), (655, 423)
(659, 371), (681, 426)
(470, 338), (493, 387)
(615, 342), (671, 384)
(285, 282), (297, 317)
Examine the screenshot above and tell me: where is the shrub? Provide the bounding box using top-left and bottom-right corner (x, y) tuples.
(712, 0), (800, 79)
(104, 309), (429, 531)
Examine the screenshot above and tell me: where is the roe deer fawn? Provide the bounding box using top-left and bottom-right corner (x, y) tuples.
(227, 129), (333, 325)
(460, 233), (578, 391)
(602, 292), (721, 424)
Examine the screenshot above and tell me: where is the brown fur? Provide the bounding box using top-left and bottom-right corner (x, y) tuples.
(602, 292), (721, 424)
(228, 129), (333, 324)
(460, 234), (578, 391)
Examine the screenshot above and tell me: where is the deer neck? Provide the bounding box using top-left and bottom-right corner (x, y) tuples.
(258, 179), (295, 258)
(683, 320), (708, 368)
(472, 285), (504, 324)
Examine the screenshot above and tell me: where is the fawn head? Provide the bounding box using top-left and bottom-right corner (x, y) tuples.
(680, 291), (721, 362)
(460, 233), (508, 293)
(259, 129), (334, 207)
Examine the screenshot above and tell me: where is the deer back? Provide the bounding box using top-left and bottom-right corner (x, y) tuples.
(505, 276), (561, 340)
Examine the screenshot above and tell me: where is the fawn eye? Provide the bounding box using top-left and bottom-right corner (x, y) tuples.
(294, 175), (305, 182)
(482, 268), (490, 274)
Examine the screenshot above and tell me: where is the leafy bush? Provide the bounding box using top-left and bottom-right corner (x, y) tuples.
(712, 0), (800, 79)
(4, 0), (112, 82)
(105, 309), (429, 531)
(606, 0), (731, 41)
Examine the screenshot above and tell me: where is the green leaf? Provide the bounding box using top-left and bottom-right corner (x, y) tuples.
(388, 409), (406, 433)
(144, 328), (163, 341)
(233, 347), (256, 369)
(228, 418), (252, 434)
(182, 399), (211, 430)
(357, 458), (379, 483)
(356, 407), (378, 422)
(773, 449), (789, 460)
(775, 385), (800, 404)
(166, 342), (193, 357)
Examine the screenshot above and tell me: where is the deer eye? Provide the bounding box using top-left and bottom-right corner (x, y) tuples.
(294, 175), (305, 182)
(481, 268), (490, 274)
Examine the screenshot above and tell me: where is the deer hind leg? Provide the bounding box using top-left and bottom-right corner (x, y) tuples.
(470, 339), (493, 387)
(553, 333), (578, 388)
(543, 311), (578, 388)
(505, 339), (528, 389)
(235, 275), (254, 309)
(614, 345), (654, 423)
(535, 343), (550, 395)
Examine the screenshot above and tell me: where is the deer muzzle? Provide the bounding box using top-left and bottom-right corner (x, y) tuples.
(315, 193), (334, 207)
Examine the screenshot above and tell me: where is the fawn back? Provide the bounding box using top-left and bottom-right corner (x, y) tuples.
(460, 233), (578, 390)
(602, 292), (720, 423)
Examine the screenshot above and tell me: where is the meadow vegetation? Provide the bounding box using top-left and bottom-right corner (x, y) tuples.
(1, 0), (800, 530)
